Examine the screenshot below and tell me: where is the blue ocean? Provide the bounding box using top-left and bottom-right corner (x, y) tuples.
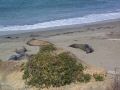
(0, 0), (120, 31)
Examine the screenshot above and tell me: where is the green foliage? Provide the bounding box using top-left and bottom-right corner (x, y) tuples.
(0, 59), (2, 62)
(0, 59), (2, 65)
(20, 63), (25, 71)
(93, 74), (104, 81)
(77, 73), (91, 83)
(23, 63), (30, 80)
(23, 45), (91, 89)
(40, 44), (56, 52)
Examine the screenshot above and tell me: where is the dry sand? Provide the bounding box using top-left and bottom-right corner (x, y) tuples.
(0, 20), (120, 90)
(0, 20), (120, 71)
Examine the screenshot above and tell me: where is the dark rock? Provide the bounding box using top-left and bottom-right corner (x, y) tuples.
(5, 36), (12, 39)
(8, 53), (28, 61)
(5, 36), (19, 39)
(69, 44), (94, 53)
(9, 55), (18, 60)
(8, 54), (22, 61)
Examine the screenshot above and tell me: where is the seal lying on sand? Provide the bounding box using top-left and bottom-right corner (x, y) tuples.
(69, 44), (94, 53)
(9, 47), (28, 61)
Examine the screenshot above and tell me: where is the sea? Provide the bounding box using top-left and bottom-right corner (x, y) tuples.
(0, 0), (120, 31)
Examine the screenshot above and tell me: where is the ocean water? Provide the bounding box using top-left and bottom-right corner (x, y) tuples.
(0, 0), (120, 31)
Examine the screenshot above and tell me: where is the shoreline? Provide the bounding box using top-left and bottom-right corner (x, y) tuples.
(0, 18), (120, 37)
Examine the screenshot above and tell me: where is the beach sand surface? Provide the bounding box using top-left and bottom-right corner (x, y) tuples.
(0, 20), (120, 71)
(0, 20), (120, 89)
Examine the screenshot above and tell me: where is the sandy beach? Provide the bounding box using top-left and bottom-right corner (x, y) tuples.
(1, 0), (120, 89)
(0, 20), (120, 72)
(0, 20), (120, 90)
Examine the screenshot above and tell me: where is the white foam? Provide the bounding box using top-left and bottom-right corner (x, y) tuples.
(0, 12), (120, 31)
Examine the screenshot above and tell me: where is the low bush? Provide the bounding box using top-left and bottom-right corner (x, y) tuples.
(0, 59), (2, 62)
(93, 74), (104, 81)
(23, 45), (91, 89)
(40, 44), (56, 52)
(77, 73), (91, 83)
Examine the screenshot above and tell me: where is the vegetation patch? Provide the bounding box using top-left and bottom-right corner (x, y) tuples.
(40, 44), (56, 52)
(93, 74), (104, 81)
(0, 59), (2, 62)
(23, 44), (92, 89)
(77, 73), (91, 83)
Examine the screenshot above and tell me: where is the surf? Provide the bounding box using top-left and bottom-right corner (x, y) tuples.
(0, 12), (120, 31)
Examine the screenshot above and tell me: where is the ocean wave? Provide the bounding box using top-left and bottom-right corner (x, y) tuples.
(0, 12), (120, 31)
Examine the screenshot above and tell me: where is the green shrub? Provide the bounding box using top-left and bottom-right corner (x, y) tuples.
(77, 73), (91, 83)
(0, 59), (2, 62)
(20, 63), (25, 71)
(93, 74), (104, 81)
(40, 44), (56, 52)
(23, 45), (91, 89)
